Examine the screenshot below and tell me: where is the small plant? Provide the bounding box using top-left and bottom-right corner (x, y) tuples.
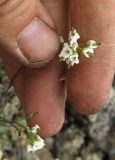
(59, 28), (101, 68)
(27, 125), (45, 152)
(0, 112), (45, 153)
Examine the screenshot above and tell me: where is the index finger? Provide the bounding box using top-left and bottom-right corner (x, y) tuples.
(67, 0), (115, 114)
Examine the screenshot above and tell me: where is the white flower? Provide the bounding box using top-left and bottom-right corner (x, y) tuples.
(59, 29), (80, 67)
(87, 40), (99, 49)
(60, 36), (64, 44)
(82, 40), (99, 58)
(59, 28), (100, 68)
(31, 125), (40, 134)
(69, 29), (80, 49)
(27, 125), (45, 153)
(82, 47), (94, 58)
(59, 43), (73, 61)
(27, 135), (45, 153)
(69, 29), (80, 43)
(66, 54), (79, 68)
(59, 40), (79, 68)
(70, 54), (79, 64)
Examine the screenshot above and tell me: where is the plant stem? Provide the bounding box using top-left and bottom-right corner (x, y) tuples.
(0, 117), (29, 135)
(0, 118), (20, 131)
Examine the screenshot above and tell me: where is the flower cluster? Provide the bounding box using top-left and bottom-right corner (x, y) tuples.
(0, 114), (45, 153)
(82, 40), (100, 58)
(27, 125), (45, 153)
(59, 28), (100, 68)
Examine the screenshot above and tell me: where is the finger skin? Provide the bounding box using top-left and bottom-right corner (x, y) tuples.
(42, 0), (68, 36)
(4, 56), (66, 138)
(0, 0), (59, 67)
(67, 0), (115, 114)
(23, 59), (66, 137)
(23, 0), (67, 137)
(2, 0), (67, 137)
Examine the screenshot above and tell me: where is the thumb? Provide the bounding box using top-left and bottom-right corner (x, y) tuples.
(0, 0), (60, 67)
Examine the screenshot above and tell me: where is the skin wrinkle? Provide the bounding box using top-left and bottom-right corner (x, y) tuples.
(0, 0), (24, 16)
(0, 0), (8, 5)
(43, 0), (62, 4)
(0, 1), (37, 66)
(0, 0), (34, 24)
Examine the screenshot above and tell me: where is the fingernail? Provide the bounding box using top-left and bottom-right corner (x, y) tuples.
(18, 18), (59, 65)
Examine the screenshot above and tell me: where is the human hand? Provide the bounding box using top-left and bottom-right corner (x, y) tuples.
(0, 0), (115, 137)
